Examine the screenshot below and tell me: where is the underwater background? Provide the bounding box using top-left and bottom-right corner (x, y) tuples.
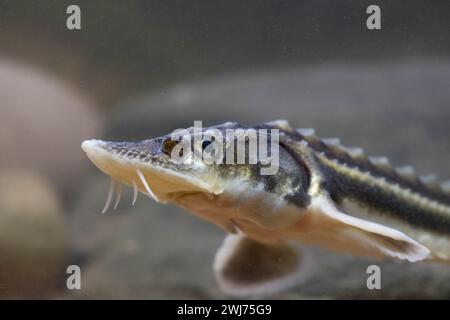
(0, 0), (449, 298)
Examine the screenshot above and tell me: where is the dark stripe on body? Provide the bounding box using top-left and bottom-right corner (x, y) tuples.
(297, 134), (450, 207)
(221, 122), (450, 226)
(317, 156), (450, 234)
(255, 122), (450, 207)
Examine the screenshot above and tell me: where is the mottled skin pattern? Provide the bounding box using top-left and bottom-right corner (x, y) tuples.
(103, 122), (311, 210)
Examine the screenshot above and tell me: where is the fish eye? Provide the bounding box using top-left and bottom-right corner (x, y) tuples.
(201, 140), (213, 151)
(162, 139), (179, 155)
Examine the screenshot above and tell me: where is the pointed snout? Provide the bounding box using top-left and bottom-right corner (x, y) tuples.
(81, 139), (105, 154)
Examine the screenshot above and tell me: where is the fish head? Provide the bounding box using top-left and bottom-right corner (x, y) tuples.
(81, 122), (310, 230)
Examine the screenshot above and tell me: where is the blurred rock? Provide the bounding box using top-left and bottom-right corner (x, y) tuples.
(0, 168), (66, 298)
(69, 60), (450, 299)
(106, 59), (450, 177)
(0, 56), (102, 197)
(2, 1), (449, 104)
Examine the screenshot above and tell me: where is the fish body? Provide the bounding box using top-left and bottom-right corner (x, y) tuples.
(81, 120), (450, 296)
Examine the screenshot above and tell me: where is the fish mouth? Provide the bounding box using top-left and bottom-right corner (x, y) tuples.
(81, 139), (222, 212)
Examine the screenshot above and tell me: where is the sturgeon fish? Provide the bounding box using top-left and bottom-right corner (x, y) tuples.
(81, 120), (450, 296)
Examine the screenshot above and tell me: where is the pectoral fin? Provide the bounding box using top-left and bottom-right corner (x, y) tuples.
(213, 233), (310, 296)
(307, 195), (430, 262)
